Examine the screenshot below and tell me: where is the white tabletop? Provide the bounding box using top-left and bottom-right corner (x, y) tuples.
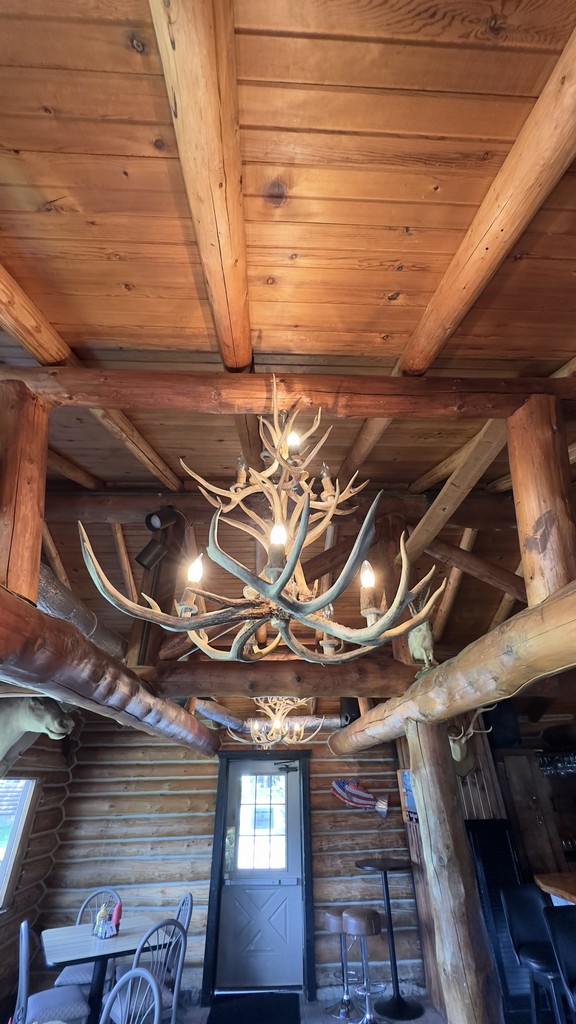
(42, 914), (158, 967)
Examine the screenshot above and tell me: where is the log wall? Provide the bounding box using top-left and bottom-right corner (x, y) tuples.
(0, 733), (72, 1002)
(43, 717), (423, 994)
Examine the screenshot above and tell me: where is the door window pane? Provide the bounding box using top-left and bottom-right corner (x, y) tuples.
(236, 773), (287, 870)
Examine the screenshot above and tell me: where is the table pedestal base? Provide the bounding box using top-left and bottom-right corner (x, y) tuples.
(373, 994), (424, 1020)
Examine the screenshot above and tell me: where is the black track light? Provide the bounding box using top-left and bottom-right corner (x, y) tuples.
(135, 538), (168, 571)
(144, 507), (178, 532)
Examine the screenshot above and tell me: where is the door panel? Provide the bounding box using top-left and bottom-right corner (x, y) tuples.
(216, 759), (304, 990)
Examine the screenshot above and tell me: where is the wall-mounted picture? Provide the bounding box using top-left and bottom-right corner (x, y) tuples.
(397, 770), (419, 824)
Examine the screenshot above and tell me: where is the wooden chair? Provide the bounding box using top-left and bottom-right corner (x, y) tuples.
(14, 920), (89, 1024)
(55, 888), (121, 990)
(99, 967), (161, 1024)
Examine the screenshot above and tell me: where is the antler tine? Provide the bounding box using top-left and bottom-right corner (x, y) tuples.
(380, 577), (447, 641)
(301, 481), (341, 548)
(180, 459), (239, 502)
(274, 620), (374, 664)
(295, 426), (333, 473)
(298, 407), (323, 446)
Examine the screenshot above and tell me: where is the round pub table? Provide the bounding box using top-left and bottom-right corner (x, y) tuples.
(355, 857), (424, 1021)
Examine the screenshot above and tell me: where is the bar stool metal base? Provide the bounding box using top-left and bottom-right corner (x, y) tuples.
(326, 995), (364, 1021)
(373, 994), (425, 1020)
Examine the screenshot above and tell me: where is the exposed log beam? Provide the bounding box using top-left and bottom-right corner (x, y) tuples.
(338, 417), (393, 488)
(328, 579), (576, 755)
(508, 395), (576, 607)
(432, 528), (477, 642)
(2, 368), (576, 418)
(409, 436), (479, 494)
(0, 263), (180, 490)
(489, 560), (524, 631)
(401, 419), (508, 564)
(424, 536), (527, 604)
(148, 0), (251, 371)
(0, 583), (219, 755)
(154, 656), (416, 698)
(0, 381), (49, 603)
(47, 448), (103, 491)
(43, 488), (519, 529)
(397, 26), (576, 375)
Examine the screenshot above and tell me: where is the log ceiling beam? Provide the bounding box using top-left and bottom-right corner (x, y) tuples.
(489, 560), (524, 631)
(234, 413), (264, 471)
(0, 263), (181, 491)
(0, 583), (219, 755)
(43, 488), (519, 530)
(432, 528), (477, 642)
(488, 439), (576, 495)
(47, 447), (103, 491)
(2, 367), (575, 418)
(153, 656), (417, 698)
(423, 536), (527, 604)
(397, 27), (576, 375)
(41, 522), (70, 590)
(408, 358), (576, 496)
(401, 419), (509, 564)
(328, 578), (576, 755)
(148, 0), (252, 372)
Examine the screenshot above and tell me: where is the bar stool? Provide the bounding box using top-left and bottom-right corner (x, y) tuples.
(342, 907), (381, 1024)
(355, 857), (424, 1021)
(324, 907), (362, 1022)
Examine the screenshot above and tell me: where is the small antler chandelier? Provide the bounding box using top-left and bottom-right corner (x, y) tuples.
(227, 697), (324, 749)
(79, 379), (444, 663)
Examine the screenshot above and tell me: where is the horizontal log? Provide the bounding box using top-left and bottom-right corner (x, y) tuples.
(315, 930), (421, 964)
(154, 657), (416, 698)
(50, 856), (211, 888)
(58, 836), (214, 861)
(2, 367), (576, 417)
(424, 537), (527, 603)
(57, 813), (215, 841)
(72, 760), (219, 778)
(65, 793), (217, 816)
(0, 585), (219, 756)
(330, 578), (576, 754)
(314, 875), (414, 903)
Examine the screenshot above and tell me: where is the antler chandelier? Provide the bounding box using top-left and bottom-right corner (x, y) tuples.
(227, 697), (324, 749)
(79, 379), (444, 664)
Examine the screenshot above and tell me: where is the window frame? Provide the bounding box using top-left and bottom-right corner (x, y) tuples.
(0, 778), (39, 910)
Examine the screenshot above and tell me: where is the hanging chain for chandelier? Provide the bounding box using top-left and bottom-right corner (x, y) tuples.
(79, 377), (444, 664)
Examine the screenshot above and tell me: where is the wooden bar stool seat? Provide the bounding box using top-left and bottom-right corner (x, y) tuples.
(341, 908), (382, 1024)
(323, 908), (363, 1022)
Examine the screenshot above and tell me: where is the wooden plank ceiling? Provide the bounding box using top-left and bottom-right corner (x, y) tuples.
(1, 0), (576, 715)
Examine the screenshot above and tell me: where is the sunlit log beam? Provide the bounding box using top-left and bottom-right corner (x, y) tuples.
(148, 0), (251, 371)
(154, 656), (416, 698)
(2, 368), (575, 417)
(0, 584), (219, 756)
(328, 579), (576, 755)
(423, 536), (527, 604)
(397, 26), (576, 375)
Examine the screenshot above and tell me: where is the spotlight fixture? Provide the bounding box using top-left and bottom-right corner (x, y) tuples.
(144, 507), (178, 531)
(135, 538), (167, 571)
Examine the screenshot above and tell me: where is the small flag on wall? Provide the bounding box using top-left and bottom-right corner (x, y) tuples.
(331, 778), (388, 817)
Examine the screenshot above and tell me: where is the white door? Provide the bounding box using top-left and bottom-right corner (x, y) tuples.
(216, 759), (304, 990)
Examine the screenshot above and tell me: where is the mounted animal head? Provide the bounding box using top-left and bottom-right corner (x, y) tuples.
(0, 697), (75, 774)
(407, 589), (437, 670)
(447, 705), (496, 777)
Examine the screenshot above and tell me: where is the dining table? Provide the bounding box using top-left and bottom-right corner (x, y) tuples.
(534, 872), (576, 903)
(41, 913), (158, 1024)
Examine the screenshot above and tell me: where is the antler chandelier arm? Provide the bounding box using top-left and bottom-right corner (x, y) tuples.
(78, 523), (263, 633)
(186, 617), (281, 662)
(274, 620), (380, 664)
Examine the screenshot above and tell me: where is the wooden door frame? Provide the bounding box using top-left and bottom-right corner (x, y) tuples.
(201, 749), (316, 1005)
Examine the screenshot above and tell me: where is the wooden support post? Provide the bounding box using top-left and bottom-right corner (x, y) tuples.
(507, 394), (576, 606)
(0, 381), (49, 603)
(406, 721), (504, 1024)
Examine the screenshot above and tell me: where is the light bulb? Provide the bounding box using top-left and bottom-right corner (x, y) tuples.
(188, 555), (203, 583)
(360, 560), (375, 588)
(237, 454), (248, 471)
(270, 522), (287, 546)
(320, 462), (331, 479)
(287, 431), (300, 454)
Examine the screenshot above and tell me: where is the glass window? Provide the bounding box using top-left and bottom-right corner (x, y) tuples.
(0, 778), (36, 908)
(236, 773), (287, 870)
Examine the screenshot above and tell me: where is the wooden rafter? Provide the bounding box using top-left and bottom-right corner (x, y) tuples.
(489, 561), (524, 631)
(397, 26), (576, 375)
(41, 523), (70, 590)
(432, 528), (477, 642)
(423, 536), (526, 604)
(110, 523), (138, 605)
(3, 367), (575, 417)
(47, 447), (103, 491)
(148, 0), (252, 372)
(488, 439), (576, 494)
(0, 263), (181, 491)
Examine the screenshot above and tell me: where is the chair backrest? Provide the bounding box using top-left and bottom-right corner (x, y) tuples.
(77, 887), (122, 926)
(13, 920), (30, 1024)
(175, 893), (193, 933)
(500, 884), (552, 963)
(544, 906), (576, 1012)
(99, 967), (162, 1024)
(131, 919), (186, 1024)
